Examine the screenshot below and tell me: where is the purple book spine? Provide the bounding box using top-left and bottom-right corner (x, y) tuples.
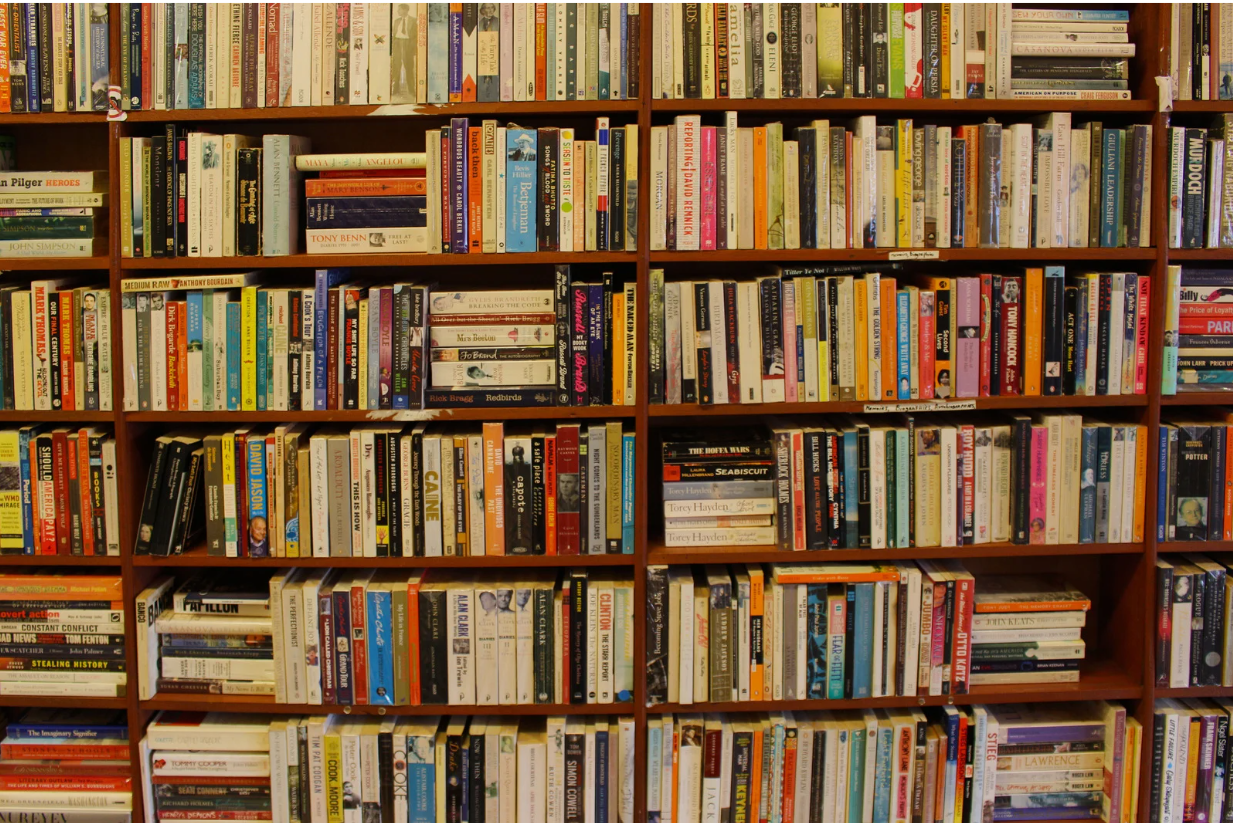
(1001, 724), (1107, 745)
(450, 117), (469, 253)
(956, 277), (980, 399)
(587, 283), (605, 406)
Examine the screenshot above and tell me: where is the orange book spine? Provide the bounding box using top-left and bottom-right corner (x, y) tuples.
(177, 301), (188, 411)
(1022, 268), (1043, 396)
(854, 278), (869, 401)
(304, 178), (429, 197)
(749, 724), (763, 823)
(467, 127), (483, 252)
(753, 127), (768, 249)
(1133, 424), (1148, 543)
(482, 421), (505, 555)
(1186, 717), (1201, 815)
(57, 291), (75, 413)
(749, 568), (764, 700)
(535, 4), (548, 100)
(0, 574), (123, 598)
(963, 126), (979, 248)
(880, 276), (898, 400)
(781, 729), (799, 823)
(165, 300), (179, 412)
(974, 598), (1089, 614)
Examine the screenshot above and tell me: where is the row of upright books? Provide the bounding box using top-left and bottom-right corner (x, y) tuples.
(1150, 700), (1233, 823)
(120, 272), (635, 411)
(0, 3), (109, 114)
(652, 112), (1152, 252)
(136, 569), (635, 706)
(1166, 117), (1233, 249)
(0, 574), (126, 697)
(0, 169), (108, 259)
(1157, 414), (1233, 542)
(134, 420), (635, 560)
(649, 267), (1151, 408)
(646, 566), (1091, 705)
(118, 2), (641, 111)
(1169, 3), (1233, 101)
(0, 709), (131, 818)
(140, 711), (635, 823)
(651, 5), (1136, 101)
(1155, 554), (1233, 689)
(660, 413), (1146, 551)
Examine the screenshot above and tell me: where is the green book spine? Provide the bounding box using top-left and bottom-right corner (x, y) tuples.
(889, 4), (905, 99)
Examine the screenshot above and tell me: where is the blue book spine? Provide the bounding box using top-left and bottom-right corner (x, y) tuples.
(843, 431), (859, 547)
(587, 284), (605, 404)
(847, 728), (865, 823)
(621, 433), (635, 552)
(246, 438), (268, 558)
(450, 118), (469, 252)
(873, 725), (894, 823)
(1156, 426), (1170, 541)
(333, 586), (354, 705)
(459, 745), (469, 823)
(255, 291), (268, 411)
(896, 291), (911, 399)
(647, 725), (662, 823)
(827, 592), (846, 699)
(186, 293), (204, 389)
(128, 4), (142, 109)
(364, 589), (389, 705)
(596, 728), (610, 823)
(1100, 129), (1120, 248)
(806, 584), (827, 699)
(852, 582), (874, 698)
(226, 302), (242, 410)
(4, 723), (129, 740)
(18, 428), (33, 555)
(619, 5), (628, 99)
(408, 752), (434, 823)
(506, 128), (538, 252)
(187, 5), (205, 108)
(25, 7), (39, 113)
(943, 712), (960, 814)
(449, 6), (463, 97)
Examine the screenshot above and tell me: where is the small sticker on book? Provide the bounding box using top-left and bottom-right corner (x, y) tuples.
(888, 250), (940, 260)
(862, 400), (978, 413)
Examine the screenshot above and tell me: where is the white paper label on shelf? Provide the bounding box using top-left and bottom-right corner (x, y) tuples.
(863, 400), (978, 414)
(888, 250), (941, 261)
(366, 410), (445, 421)
(1156, 76), (1174, 112)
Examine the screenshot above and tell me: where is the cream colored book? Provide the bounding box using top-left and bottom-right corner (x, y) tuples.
(784, 140), (800, 250)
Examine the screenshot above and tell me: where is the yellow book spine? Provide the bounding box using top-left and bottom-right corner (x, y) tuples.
(854, 278), (869, 401)
(896, 120), (912, 248)
(1023, 268), (1043, 396)
(241, 286), (257, 411)
(940, 5), (951, 99)
(606, 420), (622, 547)
(612, 290), (626, 406)
(119, 137), (133, 258)
(0, 432), (20, 550)
(357, 298), (369, 410)
(324, 731), (343, 823)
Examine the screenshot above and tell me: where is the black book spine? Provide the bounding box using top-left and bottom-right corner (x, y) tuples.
(537, 127), (559, 252)
(0, 289), (12, 410)
(1201, 565), (1227, 685)
(804, 430), (826, 551)
(242, 3), (260, 107)
(504, 439), (532, 555)
(1196, 3), (1208, 101)
(1096, 274), (1112, 395)
(378, 730), (395, 823)
(1149, 713), (1166, 823)
(1211, 426), (1227, 543)
(530, 433), (546, 555)
(608, 127), (625, 251)
(1191, 571), (1206, 687)
(856, 3), (871, 97)
(923, 5), (942, 98)
(287, 292), (301, 411)
(750, 4), (764, 99)
(599, 275), (613, 405)
(779, 3), (801, 98)
(423, 387), (560, 408)
(163, 124), (176, 255)
(759, 278), (783, 395)
(236, 147), (263, 256)
(683, 3), (702, 98)
(418, 589), (447, 703)
(798, 128), (817, 249)
(150, 136), (167, 258)
(1043, 272), (1064, 396)
(1155, 561), (1174, 687)
(387, 428), (402, 557)
(444, 731), (463, 823)
(373, 432), (389, 557)
(1011, 57), (1130, 80)
(569, 573), (586, 703)
(1128, 125), (1148, 247)
(1010, 417), (1032, 544)
(857, 427), (871, 548)
(950, 139), (966, 247)
(841, 5), (855, 97)
(126, 3), (141, 110)
(828, 279), (840, 399)
(175, 128), (189, 256)
(532, 586), (554, 703)
(38, 3), (53, 109)
(871, 3), (888, 98)
(468, 733), (485, 823)
(648, 270), (664, 405)
(645, 566), (668, 705)
(694, 282), (713, 404)
(343, 290), (360, 409)
(723, 281), (739, 402)
(148, 439), (190, 557)
(1063, 284), (1079, 396)
(408, 286), (427, 409)
(410, 429), (425, 556)
(169, 447), (203, 555)
(62, 3), (73, 112)
(1184, 127), (1209, 249)
(773, 429), (792, 550)
(627, 6), (640, 99)
(570, 283), (589, 407)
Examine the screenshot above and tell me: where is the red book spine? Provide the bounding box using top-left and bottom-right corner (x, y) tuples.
(1, 743), (130, 761)
(468, 127), (483, 252)
(406, 577), (422, 705)
(555, 424), (580, 555)
(350, 583), (369, 705)
(1179, 303), (1233, 317)
(560, 583), (570, 698)
(265, 3), (281, 106)
(0, 774), (132, 791)
(151, 775), (269, 787)
(65, 434), (80, 554)
(952, 575), (974, 694)
(534, 4), (547, 100)
(165, 300), (179, 412)
(791, 430), (806, 551)
(51, 431), (69, 555)
(999, 277), (1021, 395)
(952, 715), (969, 802)
(545, 434), (557, 555)
(154, 813), (274, 821)
(780, 727), (798, 823)
(326, 288), (340, 410)
(919, 294), (935, 400)
(58, 291), (74, 412)
(978, 274), (993, 397)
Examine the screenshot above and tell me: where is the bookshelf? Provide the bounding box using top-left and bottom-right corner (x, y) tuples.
(0, 3), (1202, 820)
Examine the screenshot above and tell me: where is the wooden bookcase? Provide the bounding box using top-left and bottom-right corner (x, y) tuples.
(0, 4), (1209, 820)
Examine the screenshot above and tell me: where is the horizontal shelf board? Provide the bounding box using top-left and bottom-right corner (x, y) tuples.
(651, 98), (1154, 115)
(1171, 101), (1233, 113)
(0, 256), (110, 270)
(1155, 686), (1233, 698)
(650, 395), (1147, 418)
(645, 661), (1139, 712)
(649, 247), (1156, 263)
(0, 554), (121, 566)
(135, 546), (634, 568)
(649, 541), (1142, 565)
(1162, 392), (1233, 405)
(141, 695), (634, 715)
(0, 112), (107, 124)
(0, 410), (115, 422)
(121, 251), (637, 269)
(1167, 248), (1233, 260)
(123, 100), (641, 123)
(0, 694), (127, 709)
(125, 406), (636, 423)
(1159, 540), (1233, 552)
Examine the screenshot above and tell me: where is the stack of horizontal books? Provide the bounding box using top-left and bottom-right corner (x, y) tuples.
(0, 171), (108, 258)
(660, 430), (776, 547)
(971, 575), (1092, 686)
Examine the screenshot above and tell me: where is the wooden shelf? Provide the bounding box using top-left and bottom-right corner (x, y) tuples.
(649, 541), (1143, 566)
(120, 251), (637, 269)
(0, 256), (110, 270)
(122, 100), (641, 123)
(141, 694), (635, 715)
(134, 545), (634, 568)
(649, 247), (1157, 263)
(1171, 101), (1233, 113)
(650, 395), (1148, 418)
(1159, 541), (1233, 553)
(0, 410), (116, 422)
(1166, 248), (1233, 259)
(650, 98), (1155, 115)
(0, 112), (108, 124)
(0, 554), (121, 566)
(645, 660), (1141, 712)
(1155, 685), (1233, 698)
(125, 406), (636, 423)
(1161, 392), (1233, 405)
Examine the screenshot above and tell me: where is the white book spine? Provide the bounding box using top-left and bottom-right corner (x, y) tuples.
(150, 296), (167, 411)
(497, 126), (507, 252)
(283, 582), (306, 704)
(650, 126), (669, 251)
(1049, 113), (1071, 248)
(728, 5), (745, 99)
(516, 583), (533, 703)
(763, 3), (781, 97)
(949, 9), (965, 99)
(293, 5), (313, 104)
(708, 281), (729, 405)
(367, 4), (391, 104)
(348, 3), (368, 104)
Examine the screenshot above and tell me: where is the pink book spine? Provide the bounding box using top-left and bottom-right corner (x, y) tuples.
(960, 425), (975, 546)
(1029, 424), (1048, 545)
(930, 581), (946, 672)
(919, 291), (936, 400)
(700, 127), (718, 251)
(783, 282), (798, 402)
(499, 5), (514, 101)
(1135, 277), (1150, 395)
(956, 277), (980, 398)
(978, 274), (993, 397)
